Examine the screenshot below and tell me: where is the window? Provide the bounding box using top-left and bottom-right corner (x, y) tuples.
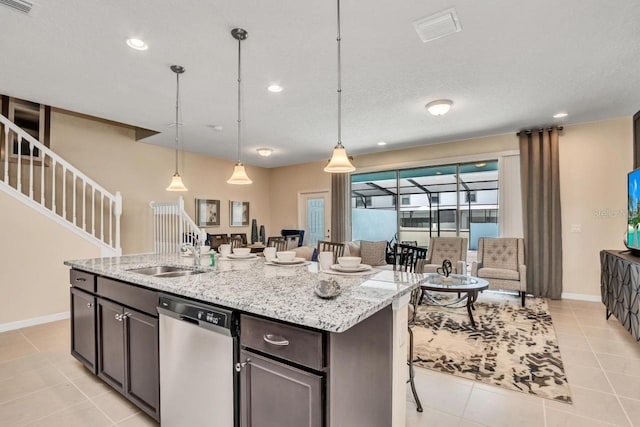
(401, 196), (410, 205)
(465, 191), (477, 203)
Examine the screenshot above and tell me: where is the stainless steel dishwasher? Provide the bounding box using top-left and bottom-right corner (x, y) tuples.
(158, 295), (239, 427)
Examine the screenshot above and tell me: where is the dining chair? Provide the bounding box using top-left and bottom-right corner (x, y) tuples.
(401, 240), (418, 247)
(266, 236), (287, 252)
(229, 236), (244, 250)
(208, 234), (228, 250)
(230, 233), (247, 245)
(317, 241), (345, 264)
(393, 243), (428, 273)
(393, 243), (426, 413)
(284, 234), (301, 250)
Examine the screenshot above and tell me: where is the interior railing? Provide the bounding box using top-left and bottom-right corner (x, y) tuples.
(0, 113), (122, 255)
(150, 196), (205, 254)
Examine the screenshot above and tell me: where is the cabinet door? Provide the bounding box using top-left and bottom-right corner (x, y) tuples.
(240, 350), (322, 427)
(124, 309), (160, 421)
(70, 287), (96, 373)
(97, 298), (125, 392)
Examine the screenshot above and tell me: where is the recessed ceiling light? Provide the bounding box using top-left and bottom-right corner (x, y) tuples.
(553, 112), (568, 119)
(425, 99), (453, 116)
(377, 141), (387, 146)
(267, 84), (283, 93)
(126, 38), (148, 51)
(256, 147), (273, 157)
(208, 125), (223, 132)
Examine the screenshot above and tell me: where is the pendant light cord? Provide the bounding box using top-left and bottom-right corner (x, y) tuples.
(336, 0), (342, 148)
(236, 37), (242, 163)
(174, 71), (180, 175)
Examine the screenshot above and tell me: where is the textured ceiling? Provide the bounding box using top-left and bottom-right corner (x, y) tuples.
(1, 0), (639, 167)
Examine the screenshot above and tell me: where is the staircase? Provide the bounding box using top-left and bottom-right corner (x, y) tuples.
(149, 196), (205, 254)
(0, 113), (121, 256)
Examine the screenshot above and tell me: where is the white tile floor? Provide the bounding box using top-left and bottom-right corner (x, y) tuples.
(0, 298), (638, 426)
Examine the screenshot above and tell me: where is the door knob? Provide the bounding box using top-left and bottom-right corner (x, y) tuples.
(86, 303), (93, 308)
(235, 358), (251, 372)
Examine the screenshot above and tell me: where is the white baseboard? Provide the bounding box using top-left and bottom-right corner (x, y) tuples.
(0, 311), (70, 333)
(561, 293), (601, 302)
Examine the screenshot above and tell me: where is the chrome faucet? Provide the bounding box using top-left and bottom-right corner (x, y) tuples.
(181, 240), (201, 267)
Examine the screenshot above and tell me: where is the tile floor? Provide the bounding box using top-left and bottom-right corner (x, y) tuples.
(0, 298), (638, 426)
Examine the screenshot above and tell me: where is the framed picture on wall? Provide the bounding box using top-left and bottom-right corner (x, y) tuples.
(196, 199), (220, 227)
(229, 201), (249, 227)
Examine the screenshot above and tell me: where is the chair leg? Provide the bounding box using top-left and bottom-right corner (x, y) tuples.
(521, 291), (525, 307)
(407, 327), (423, 412)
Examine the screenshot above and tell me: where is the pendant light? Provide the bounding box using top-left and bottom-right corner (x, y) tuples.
(227, 28), (253, 185)
(324, 0), (356, 174)
(166, 65), (188, 191)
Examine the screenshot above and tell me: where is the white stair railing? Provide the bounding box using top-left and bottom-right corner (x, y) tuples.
(0, 113), (121, 256)
(150, 196), (205, 254)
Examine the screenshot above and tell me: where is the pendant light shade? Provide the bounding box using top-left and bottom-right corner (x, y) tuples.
(324, 0), (356, 174)
(166, 65), (188, 192)
(324, 144), (355, 173)
(227, 28), (253, 185)
(227, 162), (253, 185)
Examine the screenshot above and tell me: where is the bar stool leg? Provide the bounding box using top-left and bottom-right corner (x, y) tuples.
(407, 326), (423, 412)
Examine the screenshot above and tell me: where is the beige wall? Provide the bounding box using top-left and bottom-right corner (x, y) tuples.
(50, 110), (273, 254)
(270, 119), (633, 298)
(0, 190), (101, 324)
(559, 117), (632, 296)
(1, 109), (273, 325)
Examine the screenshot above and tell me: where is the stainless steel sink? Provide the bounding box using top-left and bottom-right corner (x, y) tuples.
(127, 265), (205, 278)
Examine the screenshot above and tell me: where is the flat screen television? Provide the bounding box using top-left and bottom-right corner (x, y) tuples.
(628, 168), (640, 251)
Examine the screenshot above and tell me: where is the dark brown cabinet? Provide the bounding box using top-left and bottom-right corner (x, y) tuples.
(240, 350), (322, 427)
(70, 287), (96, 374)
(97, 297), (160, 420)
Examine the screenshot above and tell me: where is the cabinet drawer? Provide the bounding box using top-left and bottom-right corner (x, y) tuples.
(241, 315), (324, 370)
(70, 269), (96, 293)
(97, 277), (158, 317)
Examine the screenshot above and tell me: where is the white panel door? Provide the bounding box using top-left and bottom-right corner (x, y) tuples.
(298, 191), (330, 246)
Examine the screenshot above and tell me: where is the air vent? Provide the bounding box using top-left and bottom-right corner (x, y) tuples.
(0, 0), (33, 14)
(413, 7), (462, 43)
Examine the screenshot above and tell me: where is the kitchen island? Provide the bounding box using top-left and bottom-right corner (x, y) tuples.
(65, 253), (423, 426)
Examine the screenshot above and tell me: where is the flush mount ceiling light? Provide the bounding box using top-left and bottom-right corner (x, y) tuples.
(553, 112), (569, 118)
(166, 65), (188, 192)
(227, 28), (253, 185)
(425, 99), (453, 116)
(256, 148), (273, 157)
(377, 141), (387, 146)
(324, 0), (356, 174)
(267, 84), (283, 93)
(126, 38), (148, 51)
(475, 162), (486, 168)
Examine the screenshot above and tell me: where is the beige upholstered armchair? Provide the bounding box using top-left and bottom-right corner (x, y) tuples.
(472, 237), (527, 306)
(422, 237), (468, 275)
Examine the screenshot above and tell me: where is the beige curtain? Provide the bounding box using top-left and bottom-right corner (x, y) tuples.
(331, 173), (351, 242)
(519, 127), (563, 299)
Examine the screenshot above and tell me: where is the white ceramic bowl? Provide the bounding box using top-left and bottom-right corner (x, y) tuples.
(276, 251), (296, 262)
(337, 256), (362, 268)
(233, 247), (251, 256)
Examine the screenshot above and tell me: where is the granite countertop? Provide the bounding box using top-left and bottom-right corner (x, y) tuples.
(64, 253), (423, 333)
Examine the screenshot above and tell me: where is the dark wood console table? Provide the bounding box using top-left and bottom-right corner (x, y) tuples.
(600, 250), (640, 341)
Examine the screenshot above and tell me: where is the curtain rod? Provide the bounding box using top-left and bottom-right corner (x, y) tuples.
(517, 126), (564, 137)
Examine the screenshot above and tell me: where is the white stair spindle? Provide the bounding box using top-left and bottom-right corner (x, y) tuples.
(100, 192), (104, 241)
(3, 128), (8, 183)
(72, 174), (77, 225)
(40, 153), (45, 206)
(28, 140), (33, 198)
(17, 134), (22, 193)
(114, 192), (122, 254)
(52, 159), (56, 213)
(62, 166), (66, 219)
(82, 181), (86, 231)
(109, 198), (113, 247)
(92, 187), (95, 237)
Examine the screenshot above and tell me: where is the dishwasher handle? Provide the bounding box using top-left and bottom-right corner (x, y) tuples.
(179, 315), (199, 325)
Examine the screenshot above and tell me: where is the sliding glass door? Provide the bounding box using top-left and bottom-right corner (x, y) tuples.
(351, 160), (499, 257)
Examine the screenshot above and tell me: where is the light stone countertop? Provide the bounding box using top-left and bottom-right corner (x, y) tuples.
(65, 253), (424, 333)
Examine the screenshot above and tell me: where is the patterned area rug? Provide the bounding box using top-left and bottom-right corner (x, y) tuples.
(412, 292), (572, 403)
